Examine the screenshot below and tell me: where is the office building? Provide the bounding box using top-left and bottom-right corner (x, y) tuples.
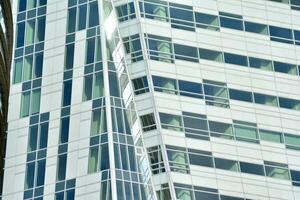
(3, 0), (300, 199)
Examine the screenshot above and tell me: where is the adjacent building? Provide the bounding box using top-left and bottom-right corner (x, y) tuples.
(0, 0), (13, 196)
(2, 0), (300, 200)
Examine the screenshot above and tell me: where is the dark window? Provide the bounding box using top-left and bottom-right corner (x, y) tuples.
(36, 159), (46, 186)
(67, 8), (77, 33)
(249, 57), (273, 71)
(78, 4), (87, 30)
(25, 162), (35, 189)
(36, 16), (46, 42)
(60, 117), (70, 144)
(140, 113), (156, 132)
(199, 48), (223, 62)
(244, 21), (268, 35)
(240, 162), (265, 176)
(88, 2), (99, 27)
(195, 12), (219, 30)
(229, 89), (253, 102)
(279, 97), (300, 111)
(116, 2), (136, 22)
(86, 38), (95, 64)
(254, 93), (278, 107)
(178, 80), (202, 98)
(152, 75), (178, 94)
(195, 191), (219, 200)
(174, 44), (198, 62)
(57, 154), (67, 181)
(219, 12), (243, 31)
(39, 123), (49, 149)
(214, 157), (239, 171)
(291, 170), (300, 186)
(63, 80), (72, 107)
(109, 71), (120, 97)
(16, 22), (25, 47)
(142, 0), (168, 21)
(183, 112), (208, 138)
(188, 149), (213, 167)
(132, 76), (149, 95)
(294, 30), (300, 45)
(269, 26), (293, 44)
(273, 61), (297, 75)
(224, 52), (248, 66)
(19, 0), (27, 12)
(34, 53), (43, 78)
(169, 3), (195, 31)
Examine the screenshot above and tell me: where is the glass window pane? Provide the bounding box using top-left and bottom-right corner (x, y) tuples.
(21, 91), (31, 117)
(291, 170), (300, 186)
(36, 17), (46, 42)
(174, 44), (198, 62)
(13, 58), (23, 84)
(93, 72), (104, 98)
(109, 71), (120, 97)
(143, 1), (168, 21)
(88, 146), (99, 173)
(140, 113), (156, 132)
(240, 162), (265, 175)
(31, 89), (41, 114)
(234, 121), (258, 143)
(83, 75), (93, 101)
(60, 117), (70, 143)
(265, 165), (290, 180)
(65, 44), (74, 70)
(27, 0), (36, 9)
(195, 12), (219, 30)
(178, 80), (202, 99)
(169, 4), (194, 31)
(23, 56), (33, 81)
(78, 4), (87, 30)
(152, 76), (177, 94)
(25, 162), (35, 189)
(26, 20), (35, 45)
(254, 93), (278, 107)
(39, 123), (49, 149)
(160, 113), (183, 131)
(175, 188), (193, 200)
(279, 97), (300, 111)
(199, 48), (223, 62)
(57, 154), (67, 181)
(195, 191), (218, 200)
(249, 57), (273, 71)
(67, 8), (77, 33)
(209, 121), (234, 139)
(245, 21), (268, 35)
(63, 80), (72, 107)
(285, 134), (300, 150)
(88, 2), (99, 27)
(269, 26), (293, 40)
(214, 157), (239, 171)
(229, 89), (253, 102)
(189, 151), (213, 167)
(19, 0), (27, 12)
(183, 113), (208, 135)
(28, 125), (38, 151)
(219, 12), (243, 30)
(36, 159), (46, 186)
(259, 129), (283, 143)
(16, 22), (25, 47)
(224, 52), (248, 66)
(273, 61), (298, 75)
(34, 53), (43, 78)
(132, 76), (149, 95)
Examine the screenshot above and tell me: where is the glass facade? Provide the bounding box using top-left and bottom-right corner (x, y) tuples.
(3, 0), (300, 200)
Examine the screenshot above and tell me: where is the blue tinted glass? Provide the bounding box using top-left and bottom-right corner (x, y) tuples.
(291, 170), (300, 183)
(57, 154), (67, 180)
(229, 89), (253, 102)
(25, 162), (35, 189)
(219, 12), (243, 30)
(294, 30), (300, 44)
(170, 4), (194, 31)
(249, 57), (272, 70)
(17, 22), (25, 47)
(254, 93), (278, 106)
(36, 159), (46, 186)
(189, 153), (213, 167)
(178, 80), (202, 98)
(60, 117), (70, 143)
(195, 191), (218, 200)
(240, 162), (265, 175)
(86, 38), (95, 64)
(195, 12), (219, 29)
(269, 26), (293, 39)
(88, 2), (99, 27)
(35, 53), (43, 78)
(152, 76), (177, 89)
(37, 17), (46, 42)
(279, 97), (300, 110)
(68, 8), (77, 33)
(78, 4), (87, 30)
(109, 71), (120, 97)
(65, 44), (74, 69)
(19, 0), (27, 12)
(66, 189), (75, 200)
(244, 21), (268, 35)
(273, 61), (297, 75)
(39, 123), (49, 149)
(55, 192), (64, 200)
(63, 80), (72, 106)
(224, 53), (248, 66)
(174, 44), (198, 62)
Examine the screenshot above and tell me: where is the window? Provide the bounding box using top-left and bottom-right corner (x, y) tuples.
(88, 144), (109, 173)
(188, 149), (214, 168)
(116, 2), (136, 22)
(219, 12), (243, 31)
(169, 3), (195, 31)
(224, 52), (248, 67)
(21, 88), (41, 117)
(83, 74), (93, 101)
(13, 58), (23, 83)
(229, 89), (253, 102)
(234, 120), (258, 143)
(214, 157), (239, 172)
(249, 57), (273, 71)
(62, 81), (72, 107)
(203, 80), (229, 108)
(67, 7), (76, 33)
(83, 68), (104, 101)
(147, 146), (165, 174)
(174, 44), (199, 62)
(28, 123), (49, 152)
(254, 93), (278, 107)
(152, 75), (177, 94)
(183, 112), (208, 139)
(264, 161), (290, 180)
(178, 80), (202, 99)
(284, 134), (300, 150)
(132, 76), (149, 95)
(88, 2), (99, 27)
(291, 170), (300, 186)
(279, 97), (300, 111)
(141, 0), (169, 21)
(273, 61), (298, 75)
(294, 30), (300, 45)
(195, 190), (218, 200)
(269, 26), (293, 44)
(16, 22), (25, 47)
(209, 121), (234, 139)
(259, 129), (283, 143)
(59, 117), (70, 144)
(91, 108), (107, 136)
(146, 34), (174, 63)
(57, 154), (67, 181)
(240, 162), (265, 176)
(160, 113), (183, 131)
(65, 44), (74, 70)
(199, 48), (223, 62)
(36, 17), (46, 42)
(140, 113), (156, 132)
(25, 19), (35, 45)
(244, 21), (268, 35)
(167, 146), (189, 173)
(195, 12), (219, 31)
(123, 34), (143, 62)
